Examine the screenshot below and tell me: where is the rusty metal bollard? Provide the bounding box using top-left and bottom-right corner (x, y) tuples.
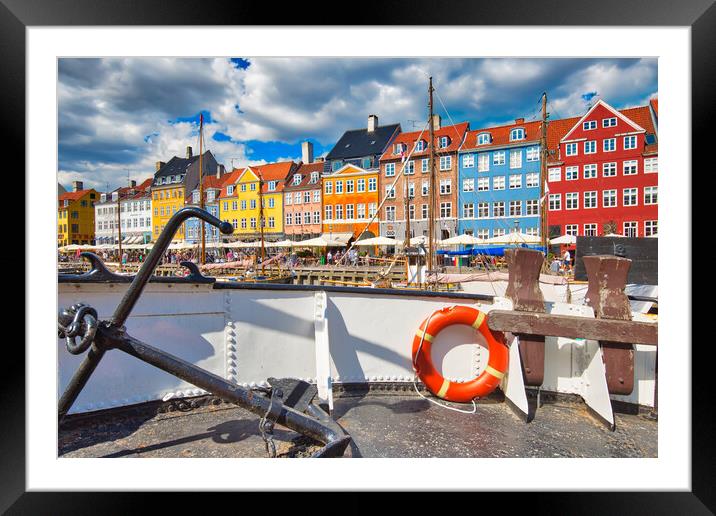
(583, 255), (635, 395)
(504, 247), (546, 387)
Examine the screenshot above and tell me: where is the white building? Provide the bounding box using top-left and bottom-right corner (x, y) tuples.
(94, 179), (153, 244)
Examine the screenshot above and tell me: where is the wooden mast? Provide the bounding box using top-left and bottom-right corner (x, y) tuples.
(427, 76), (436, 288)
(199, 113), (206, 265)
(257, 170), (266, 274)
(539, 92), (548, 250)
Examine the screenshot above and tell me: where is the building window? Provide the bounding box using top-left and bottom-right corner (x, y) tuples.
(267, 181), (277, 191)
(584, 140), (596, 154)
(386, 206), (396, 221)
(603, 138), (616, 152)
(416, 139), (427, 151)
(477, 133), (491, 145)
(624, 135), (637, 150)
(644, 157), (658, 173)
(462, 178), (475, 192)
(439, 202), (452, 218)
(510, 128), (525, 141)
(286, 213), (292, 225)
(394, 143), (406, 155)
(603, 190), (617, 208)
(421, 204), (428, 219)
(509, 200), (522, 216)
(493, 176), (505, 190)
(439, 179), (451, 194)
(644, 186), (658, 205)
(478, 154), (490, 172)
(603, 117), (617, 128)
(549, 194), (561, 211)
(624, 160), (638, 175)
(250, 199), (256, 209)
(493, 151), (505, 166)
(548, 167), (561, 182)
(250, 183), (256, 191)
(493, 201), (505, 217)
(335, 181), (343, 194)
(422, 181), (429, 196)
(584, 191), (597, 209)
(314, 190), (321, 202)
(644, 220), (658, 237)
(439, 136), (449, 148)
(269, 198), (276, 209)
(463, 203), (475, 218)
(565, 143), (578, 156)
(422, 158), (429, 172)
(584, 223), (598, 236)
(345, 180), (354, 193)
(385, 163), (396, 176)
(526, 199), (539, 215)
(405, 161), (415, 175)
(566, 224), (579, 236)
(477, 229), (489, 239)
(409, 205), (415, 220)
(357, 204), (366, 219)
(566, 192), (579, 210)
(439, 156), (452, 171)
(583, 164), (597, 179)
(408, 183), (415, 198)
(477, 202), (489, 218)
(566, 166), (579, 180)
(463, 154), (475, 168)
(268, 216), (275, 228)
(314, 211), (320, 224)
(624, 221), (638, 238)
(583, 120), (597, 130)
(324, 181), (333, 195)
(346, 204), (354, 219)
(526, 147), (540, 162)
(250, 218), (257, 229)
(603, 162), (617, 177)
(509, 174), (522, 189)
(526, 173), (539, 188)
(357, 178), (366, 192)
(335, 205), (343, 219)
(509, 150), (522, 169)
(386, 186), (395, 199)
(325, 205), (333, 220)
(368, 178), (377, 191)
(478, 177), (490, 191)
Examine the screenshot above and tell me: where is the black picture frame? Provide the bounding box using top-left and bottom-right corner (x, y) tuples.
(8, 0), (708, 512)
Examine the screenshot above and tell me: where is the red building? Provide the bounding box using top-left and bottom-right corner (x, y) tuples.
(546, 99), (658, 238)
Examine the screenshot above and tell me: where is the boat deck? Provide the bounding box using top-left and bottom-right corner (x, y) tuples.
(59, 389), (657, 458)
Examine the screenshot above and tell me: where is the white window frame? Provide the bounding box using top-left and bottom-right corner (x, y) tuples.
(603, 138), (616, 152)
(566, 192), (579, 210)
(584, 191), (597, 209)
(603, 189), (617, 208)
(548, 167), (561, 182)
(644, 186), (658, 205)
(462, 154), (475, 168)
(565, 143), (578, 156)
(603, 117), (617, 128)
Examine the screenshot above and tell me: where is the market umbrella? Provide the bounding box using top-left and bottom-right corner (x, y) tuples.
(603, 232), (626, 238)
(549, 234), (577, 245)
(352, 236), (400, 246)
(292, 236), (346, 247)
(486, 231), (542, 245)
(438, 233), (485, 246)
(267, 239), (294, 248)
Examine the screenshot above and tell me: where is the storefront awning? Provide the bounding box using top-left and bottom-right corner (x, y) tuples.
(320, 232), (353, 245)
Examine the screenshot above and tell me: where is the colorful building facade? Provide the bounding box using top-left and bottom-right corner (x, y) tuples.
(58, 181), (98, 246)
(378, 117), (469, 240)
(283, 159), (324, 241)
(545, 100), (658, 238)
(457, 119), (543, 239)
(324, 115), (401, 173)
(219, 161), (297, 240)
(185, 172), (227, 245)
(322, 164), (379, 240)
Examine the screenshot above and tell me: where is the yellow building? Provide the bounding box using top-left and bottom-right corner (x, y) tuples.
(218, 161), (296, 239)
(150, 146), (219, 241)
(58, 181), (98, 246)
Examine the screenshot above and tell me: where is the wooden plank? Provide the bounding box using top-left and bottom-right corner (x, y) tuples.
(487, 310), (657, 346)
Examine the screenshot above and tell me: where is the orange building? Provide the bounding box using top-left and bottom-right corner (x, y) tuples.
(321, 164), (379, 241)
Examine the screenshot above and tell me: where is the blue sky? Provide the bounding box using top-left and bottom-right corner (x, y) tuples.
(58, 57), (657, 191)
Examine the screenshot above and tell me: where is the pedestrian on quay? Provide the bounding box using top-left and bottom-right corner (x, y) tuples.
(327, 250), (333, 265)
(563, 248), (572, 273)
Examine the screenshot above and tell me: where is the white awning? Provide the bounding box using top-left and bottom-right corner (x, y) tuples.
(321, 232), (353, 244)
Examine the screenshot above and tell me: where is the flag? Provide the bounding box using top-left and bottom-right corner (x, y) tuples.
(539, 181), (550, 205)
(400, 149), (406, 163)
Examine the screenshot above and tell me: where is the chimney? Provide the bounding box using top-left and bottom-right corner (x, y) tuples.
(301, 141), (314, 164)
(432, 114), (441, 130)
(72, 181), (83, 192)
(155, 161), (165, 172)
(130, 180), (136, 188)
(216, 164), (225, 179)
(515, 117), (525, 124)
(367, 114), (379, 132)
(186, 146), (193, 158)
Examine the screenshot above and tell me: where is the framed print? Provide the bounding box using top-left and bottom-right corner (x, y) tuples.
(7, 0), (710, 511)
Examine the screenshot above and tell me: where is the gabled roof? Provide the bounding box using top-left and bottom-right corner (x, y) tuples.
(58, 189), (96, 204)
(234, 161), (295, 193)
(650, 97), (658, 116)
(326, 123), (401, 161)
(329, 163), (373, 176)
(284, 161), (324, 190)
(560, 99), (646, 142)
(218, 169), (243, 198)
(461, 120), (542, 152)
(379, 122), (469, 161)
(154, 154), (201, 179)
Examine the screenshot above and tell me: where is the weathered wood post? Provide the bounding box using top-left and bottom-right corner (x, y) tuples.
(504, 247), (546, 387)
(583, 255), (635, 395)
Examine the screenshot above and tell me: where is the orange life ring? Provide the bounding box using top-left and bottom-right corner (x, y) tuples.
(412, 306), (508, 403)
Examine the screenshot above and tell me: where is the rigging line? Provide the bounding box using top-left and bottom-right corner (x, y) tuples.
(332, 120), (432, 269)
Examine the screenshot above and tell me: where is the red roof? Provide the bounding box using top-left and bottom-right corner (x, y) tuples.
(58, 189), (96, 203)
(379, 122), (469, 161)
(650, 97), (658, 116)
(462, 119), (542, 151)
(284, 162), (324, 190)
(252, 161), (295, 193)
(218, 169), (243, 198)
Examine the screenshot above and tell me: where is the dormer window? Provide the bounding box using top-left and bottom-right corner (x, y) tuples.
(207, 190), (215, 202)
(111, 192), (118, 202)
(510, 128), (525, 141)
(394, 143), (406, 155)
(439, 136), (450, 148)
(293, 174), (302, 185)
(268, 181), (277, 191)
(192, 191), (200, 203)
(416, 140), (426, 151)
(477, 133), (491, 145)
(310, 172), (319, 183)
(227, 185), (234, 195)
(100, 194), (107, 203)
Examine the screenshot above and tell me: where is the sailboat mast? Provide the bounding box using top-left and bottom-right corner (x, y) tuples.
(199, 113), (206, 265)
(258, 173), (266, 274)
(539, 92), (548, 250)
(427, 77), (436, 285)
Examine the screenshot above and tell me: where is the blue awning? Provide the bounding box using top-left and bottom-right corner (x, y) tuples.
(437, 245), (546, 257)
